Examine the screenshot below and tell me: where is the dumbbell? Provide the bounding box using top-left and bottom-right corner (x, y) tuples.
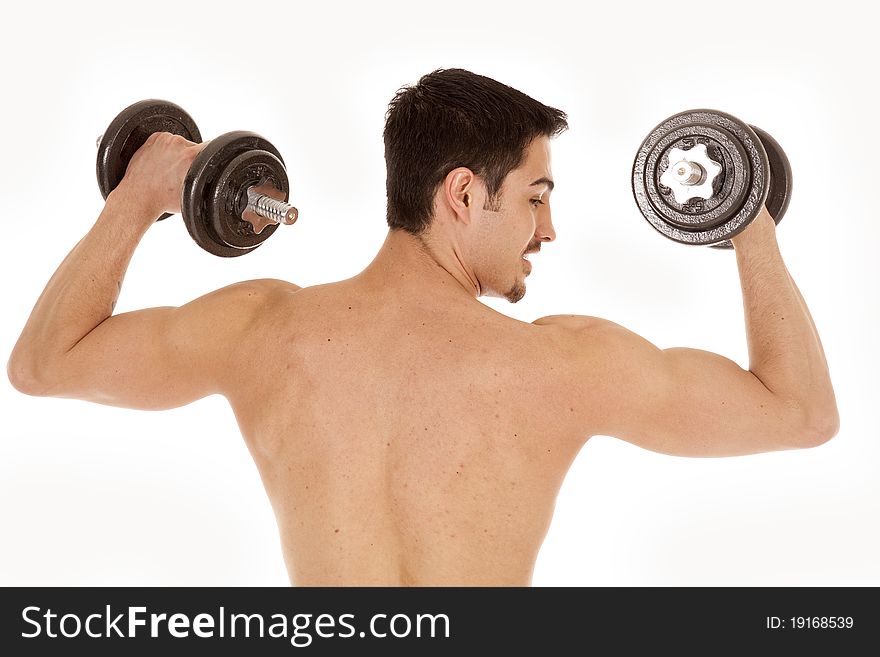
(631, 109), (792, 248)
(96, 100), (298, 257)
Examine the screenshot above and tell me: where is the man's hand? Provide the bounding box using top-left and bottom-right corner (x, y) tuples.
(730, 204), (776, 251)
(113, 132), (207, 221)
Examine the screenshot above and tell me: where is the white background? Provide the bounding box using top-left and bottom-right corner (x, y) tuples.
(1, 0), (877, 586)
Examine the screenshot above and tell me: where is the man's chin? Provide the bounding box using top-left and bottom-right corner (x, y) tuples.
(504, 280), (526, 304)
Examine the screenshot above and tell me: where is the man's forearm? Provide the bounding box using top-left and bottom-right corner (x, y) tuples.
(8, 188), (156, 384)
(733, 212), (838, 432)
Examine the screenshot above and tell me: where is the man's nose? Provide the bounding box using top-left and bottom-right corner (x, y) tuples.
(536, 212), (556, 243)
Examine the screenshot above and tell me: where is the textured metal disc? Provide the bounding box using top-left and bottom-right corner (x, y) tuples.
(647, 125), (750, 230)
(709, 125), (792, 249)
(182, 131), (287, 257)
(632, 109), (769, 246)
(96, 100), (201, 221)
(751, 125), (792, 227)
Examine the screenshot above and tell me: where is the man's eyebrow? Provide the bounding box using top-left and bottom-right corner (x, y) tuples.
(530, 177), (555, 191)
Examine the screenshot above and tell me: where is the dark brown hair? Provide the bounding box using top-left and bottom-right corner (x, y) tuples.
(383, 69), (568, 235)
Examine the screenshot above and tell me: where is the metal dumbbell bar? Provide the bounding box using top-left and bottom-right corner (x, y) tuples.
(96, 100), (298, 257)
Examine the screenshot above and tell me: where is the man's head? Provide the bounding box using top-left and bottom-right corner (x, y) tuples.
(383, 69), (568, 302)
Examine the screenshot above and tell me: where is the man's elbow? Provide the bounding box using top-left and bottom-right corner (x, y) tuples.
(6, 353), (51, 397)
(796, 405), (840, 448)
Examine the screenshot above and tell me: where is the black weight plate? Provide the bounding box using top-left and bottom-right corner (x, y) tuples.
(633, 109), (769, 246)
(96, 99), (201, 221)
(751, 125), (792, 226)
(648, 125), (750, 230)
(182, 131), (287, 257)
(211, 149), (288, 250)
(709, 125), (791, 250)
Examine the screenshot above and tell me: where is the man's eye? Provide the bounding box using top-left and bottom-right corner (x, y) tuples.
(530, 199), (545, 207)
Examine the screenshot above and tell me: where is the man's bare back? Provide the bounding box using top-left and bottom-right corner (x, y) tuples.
(229, 255), (598, 585)
(7, 69), (838, 586)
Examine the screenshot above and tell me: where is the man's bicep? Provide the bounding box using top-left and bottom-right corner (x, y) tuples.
(572, 322), (808, 457)
(46, 280), (283, 410)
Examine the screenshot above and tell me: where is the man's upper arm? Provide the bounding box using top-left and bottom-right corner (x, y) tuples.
(44, 279), (297, 410)
(534, 315), (816, 457)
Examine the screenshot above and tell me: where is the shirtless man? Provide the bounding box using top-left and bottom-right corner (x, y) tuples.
(8, 69), (838, 586)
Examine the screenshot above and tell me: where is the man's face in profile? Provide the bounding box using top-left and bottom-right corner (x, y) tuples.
(472, 137), (556, 303)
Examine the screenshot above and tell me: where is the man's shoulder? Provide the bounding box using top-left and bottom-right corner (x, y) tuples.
(527, 314), (639, 366)
(210, 278), (302, 304)
(229, 278), (302, 294)
(191, 279), (303, 323)
(531, 314), (619, 332)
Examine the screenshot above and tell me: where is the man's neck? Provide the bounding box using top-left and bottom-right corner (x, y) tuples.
(355, 229), (481, 302)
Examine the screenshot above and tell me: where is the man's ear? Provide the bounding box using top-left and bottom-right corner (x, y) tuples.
(443, 167), (477, 224)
